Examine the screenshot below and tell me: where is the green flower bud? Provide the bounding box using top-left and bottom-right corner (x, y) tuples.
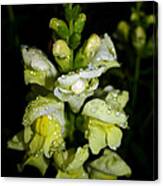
(69, 32), (81, 49)
(49, 18), (69, 41)
(117, 21), (130, 41)
(132, 26), (146, 52)
(52, 40), (72, 73)
(84, 34), (101, 59)
(146, 15), (155, 25)
(130, 12), (139, 22)
(74, 34), (101, 69)
(74, 13), (86, 34)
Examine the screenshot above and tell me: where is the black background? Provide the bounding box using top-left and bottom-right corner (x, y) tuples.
(1, 2), (158, 180)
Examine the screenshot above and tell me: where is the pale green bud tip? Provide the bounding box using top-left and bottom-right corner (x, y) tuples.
(84, 34), (101, 58)
(132, 26), (146, 50)
(117, 21), (129, 40)
(130, 12), (139, 22)
(78, 13), (86, 22)
(52, 40), (70, 57)
(49, 18), (60, 30)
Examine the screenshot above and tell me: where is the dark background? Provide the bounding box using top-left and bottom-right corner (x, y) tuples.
(1, 2), (158, 180)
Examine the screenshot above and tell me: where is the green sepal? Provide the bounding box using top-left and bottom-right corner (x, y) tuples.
(69, 32), (81, 49)
(7, 131), (26, 151)
(24, 153), (49, 176)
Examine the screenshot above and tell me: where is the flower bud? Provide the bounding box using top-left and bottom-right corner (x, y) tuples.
(74, 34), (101, 69)
(74, 13), (86, 34)
(84, 34), (101, 59)
(52, 40), (72, 72)
(132, 26), (146, 52)
(117, 21), (130, 41)
(49, 18), (69, 41)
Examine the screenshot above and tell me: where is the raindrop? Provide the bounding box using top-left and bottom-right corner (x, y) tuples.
(35, 153), (39, 157)
(116, 112), (120, 117)
(91, 108), (96, 113)
(108, 110), (111, 114)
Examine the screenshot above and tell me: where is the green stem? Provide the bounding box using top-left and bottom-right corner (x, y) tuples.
(132, 53), (141, 107)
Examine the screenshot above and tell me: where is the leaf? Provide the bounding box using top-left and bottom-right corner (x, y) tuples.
(88, 149), (131, 177)
(7, 131), (26, 151)
(24, 153), (49, 176)
(21, 46), (57, 90)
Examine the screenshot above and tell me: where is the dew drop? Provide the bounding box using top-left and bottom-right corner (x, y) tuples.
(116, 112), (120, 117)
(91, 108), (96, 113)
(35, 153), (39, 157)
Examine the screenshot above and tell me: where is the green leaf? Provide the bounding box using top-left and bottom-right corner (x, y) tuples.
(88, 149), (131, 177)
(21, 46), (57, 90)
(24, 153), (49, 176)
(7, 131), (26, 151)
(49, 18), (69, 41)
